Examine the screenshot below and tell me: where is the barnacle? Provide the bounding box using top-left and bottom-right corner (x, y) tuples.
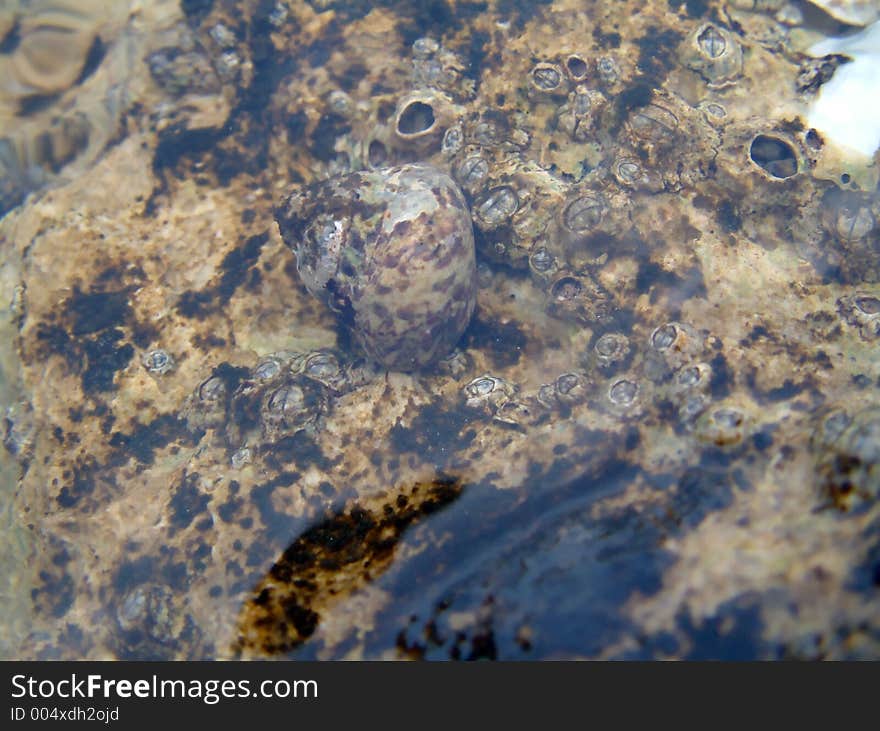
(588, 332), (632, 375)
(837, 292), (880, 339)
(464, 374), (517, 415)
(821, 188), (877, 243)
(141, 349), (174, 375)
(260, 376), (328, 442)
(528, 62), (567, 97)
(680, 23), (744, 89)
(546, 273), (615, 325)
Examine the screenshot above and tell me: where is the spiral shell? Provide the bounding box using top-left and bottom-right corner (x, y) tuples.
(275, 163), (477, 371)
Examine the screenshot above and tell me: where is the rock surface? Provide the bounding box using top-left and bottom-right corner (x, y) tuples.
(1, 0), (879, 660)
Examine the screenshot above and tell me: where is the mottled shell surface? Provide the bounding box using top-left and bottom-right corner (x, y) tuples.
(275, 163), (476, 371)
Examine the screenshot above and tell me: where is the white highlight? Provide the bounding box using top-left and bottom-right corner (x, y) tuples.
(807, 20), (880, 158)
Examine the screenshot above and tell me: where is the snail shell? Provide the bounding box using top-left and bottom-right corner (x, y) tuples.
(275, 163), (477, 371)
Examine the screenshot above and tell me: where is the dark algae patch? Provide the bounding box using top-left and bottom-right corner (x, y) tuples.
(636, 261), (707, 302)
(309, 113), (351, 162)
(675, 597), (766, 660)
(636, 25), (683, 81)
(717, 199), (742, 233)
(35, 284), (141, 395)
(177, 232), (268, 318)
(249, 471), (302, 552)
(152, 125), (225, 178)
(262, 431), (335, 473)
(389, 400), (476, 468)
(708, 351), (733, 399)
(462, 314), (528, 368)
(292, 440), (763, 659)
(181, 0), (215, 23)
(668, 0), (713, 19)
(107, 414), (194, 466)
(169, 473), (211, 534)
(147, 0), (295, 210)
(234, 475), (464, 655)
(32, 567), (75, 620)
(80, 330), (134, 395)
(68, 288), (131, 336)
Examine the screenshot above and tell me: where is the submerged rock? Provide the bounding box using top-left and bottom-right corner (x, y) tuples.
(275, 163), (477, 371)
(3, 0), (880, 661)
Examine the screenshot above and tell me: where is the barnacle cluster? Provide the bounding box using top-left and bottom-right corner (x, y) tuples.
(182, 348), (380, 453)
(271, 9), (879, 370)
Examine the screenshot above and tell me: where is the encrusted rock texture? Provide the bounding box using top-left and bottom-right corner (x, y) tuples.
(1, 0), (879, 659)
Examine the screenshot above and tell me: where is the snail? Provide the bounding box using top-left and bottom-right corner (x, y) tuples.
(275, 163), (477, 371)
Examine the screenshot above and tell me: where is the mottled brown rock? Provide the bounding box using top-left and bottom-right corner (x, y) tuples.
(1, 0), (879, 662)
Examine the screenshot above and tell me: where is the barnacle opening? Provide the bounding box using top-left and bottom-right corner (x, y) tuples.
(456, 154), (489, 188)
(697, 25), (726, 60)
(254, 358), (282, 381)
(594, 333), (628, 359)
(615, 158), (641, 184)
(651, 323), (678, 350)
(565, 55), (588, 81)
(142, 349), (174, 374)
(396, 100), (436, 137)
(198, 376), (225, 402)
(700, 101), (727, 121)
(550, 275), (583, 301)
(749, 134), (798, 179)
